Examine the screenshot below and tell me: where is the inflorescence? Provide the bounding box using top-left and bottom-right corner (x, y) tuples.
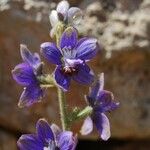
(12, 1), (119, 150)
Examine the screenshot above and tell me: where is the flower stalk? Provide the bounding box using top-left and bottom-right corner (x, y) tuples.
(67, 106), (93, 127)
(55, 22), (69, 130)
(38, 74), (55, 88)
(55, 22), (64, 46)
(12, 1), (120, 149)
(57, 87), (69, 130)
(77, 106), (93, 119)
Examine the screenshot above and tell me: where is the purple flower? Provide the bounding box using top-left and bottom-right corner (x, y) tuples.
(17, 119), (77, 150)
(12, 45), (44, 107)
(80, 73), (119, 140)
(41, 27), (98, 91)
(49, 0), (83, 37)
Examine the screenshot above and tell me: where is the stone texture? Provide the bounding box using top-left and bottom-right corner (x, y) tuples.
(0, 0), (150, 147)
(79, 0), (150, 58)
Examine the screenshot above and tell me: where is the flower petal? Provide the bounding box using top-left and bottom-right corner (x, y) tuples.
(89, 73), (104, 99)
(80, 116), (93, 135)
(96, 90), (119, 112)
(85, 95), (96, 107)
(60, 27), (78, 50)
(12, 63), (35, 86)
(41, 42), (62, 65)
(110, 102), (120, 111)
(93, 113), (110, 141)
(20, 44), (41, 70)
(18, 85), (44, 108)
(68, 7), (83, 25)
(73, 64), (94, 85)
(17, 134), (43, 150)
(65, 58), (83, 67)
(56, 0), (69, 18)
(57, 131), (77, 150)
(49, 10), (59, 27)
(51, 124), (61, 137)
(76, 38), (98, 60)
(36, 119), (54, 144)
(54, 66), (71, 91)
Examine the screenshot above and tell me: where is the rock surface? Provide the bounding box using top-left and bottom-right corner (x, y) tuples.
(80, 0), (150, 58)
(0, 0), (150, 149)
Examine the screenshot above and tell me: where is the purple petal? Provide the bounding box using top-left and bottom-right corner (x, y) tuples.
(100, 113), (110, 141)
(68, 7), (83, 25)
(57, 131), (77, 150)
(41, 42), (62, 65)
(73, 64), (94, 85)
(109, 102), (120, 111)
(54, 66), (71, 91)
(12, 63), (36, 86)
(18, 85), (44, 108)
(75, 37), (87, 47)
(96, 90), (119, 112)
(85, 95), (96, 107)
(76, 38), (98, 60)
(56, 0), (69, 18)
(93, 113), (110, 141)
(17, 134), (43, 150)
(89, 73), (104, 99)
(36, 119), (54, 144)
(51, 124), (61, 137)
(20, 44), (41, 70)
(80, 116), (93, 135)
(60, 27), (78, 50)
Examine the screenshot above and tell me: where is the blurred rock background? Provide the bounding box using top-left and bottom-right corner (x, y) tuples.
(0, 0), (150, 149)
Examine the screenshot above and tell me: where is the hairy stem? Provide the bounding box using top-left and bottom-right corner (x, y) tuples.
(55, 22), (69, 130)
(56, 22), (64, 46)
(77, 106), (93, 119)
(57, 87), (69, 130)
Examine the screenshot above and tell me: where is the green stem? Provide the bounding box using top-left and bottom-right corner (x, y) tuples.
(57, 87), (68, 130)
(56, 22), (64, 46)
(77, 106), (93, 119)
(55, 22), (69, 130)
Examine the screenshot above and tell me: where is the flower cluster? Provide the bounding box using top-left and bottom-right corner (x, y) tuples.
(18, 119), (77, 150)
(12, 45), (44, 107)
(12, 1), (119, 150)
(80, 73), (119, 141)
(49, 0), (82, 37)
(41, 27), (97, 91)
